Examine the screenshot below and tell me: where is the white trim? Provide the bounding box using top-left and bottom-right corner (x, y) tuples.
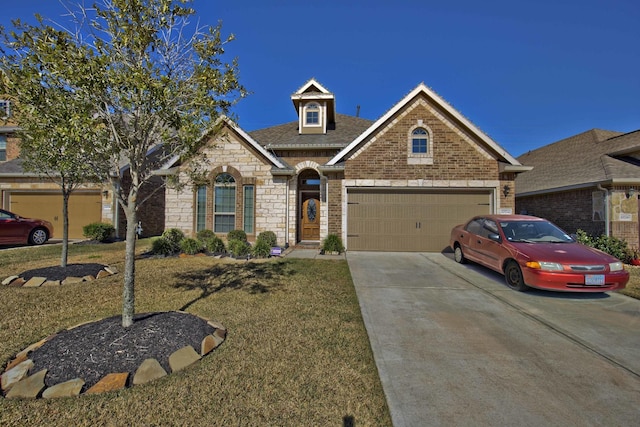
(327, 83), (521, 166)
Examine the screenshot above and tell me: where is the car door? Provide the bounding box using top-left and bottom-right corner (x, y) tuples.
(467, 218), (503, 270)
(0, 210), (25, 244)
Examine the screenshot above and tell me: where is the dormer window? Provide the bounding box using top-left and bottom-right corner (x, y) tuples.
(304, 103), (320, 126)
(0, 100), (9, 118)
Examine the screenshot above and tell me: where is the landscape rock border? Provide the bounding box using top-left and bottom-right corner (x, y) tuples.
(1, 265), (118, 287)
(1, 311), (227, 399)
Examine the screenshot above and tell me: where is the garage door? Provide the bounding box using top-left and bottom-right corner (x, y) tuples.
(10, 192), (102, 239)
(347, 189), (492, 252)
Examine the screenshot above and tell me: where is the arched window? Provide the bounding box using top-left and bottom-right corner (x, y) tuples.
(305, 103), (320, 125)
(214, 173), (236, 233)
(411, 128), (428, 154)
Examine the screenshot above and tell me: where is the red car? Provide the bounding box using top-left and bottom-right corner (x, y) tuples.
(450, 214), (629, 292)
(0, 209), (54, 246)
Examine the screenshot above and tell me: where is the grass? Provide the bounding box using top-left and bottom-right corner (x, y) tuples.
(621, 265), (640, 299)
(0, 240), (392, 426)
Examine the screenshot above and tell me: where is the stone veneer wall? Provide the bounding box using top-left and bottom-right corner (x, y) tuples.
(164, 129), (289, 245)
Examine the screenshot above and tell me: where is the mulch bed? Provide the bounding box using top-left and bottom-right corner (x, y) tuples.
(9, 263), (218, 394)
(29, 312), (216, 392)
(19, 263), (108, 281)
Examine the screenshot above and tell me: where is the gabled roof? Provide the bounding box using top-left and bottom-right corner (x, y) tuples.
(516, 129), (640, 195)
(160, 116), (286, 172)
(249, 113), (373, 150)
(327, 83), (523, 166)
(290, 78), (336, 123)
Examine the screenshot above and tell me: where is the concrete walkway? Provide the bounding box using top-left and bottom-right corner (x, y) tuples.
(347, 251), (640, 427)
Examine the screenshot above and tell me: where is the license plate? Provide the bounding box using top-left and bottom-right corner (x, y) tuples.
(585, 275), (605, 285)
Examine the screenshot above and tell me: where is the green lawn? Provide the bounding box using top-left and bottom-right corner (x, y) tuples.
(0, 240), (392, 426)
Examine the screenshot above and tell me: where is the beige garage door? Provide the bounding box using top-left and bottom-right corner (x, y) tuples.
(347, 189), (492, 252)
(10, 192), (102, 239)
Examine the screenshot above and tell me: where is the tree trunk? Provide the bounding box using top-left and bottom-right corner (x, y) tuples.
(122, 203), (138, 328)
(60, 189), (70, 268)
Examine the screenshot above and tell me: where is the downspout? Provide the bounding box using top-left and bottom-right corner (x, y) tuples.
(597, 184), (610, 236)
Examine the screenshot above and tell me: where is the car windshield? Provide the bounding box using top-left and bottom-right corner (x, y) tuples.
(499, 220), (574, 243)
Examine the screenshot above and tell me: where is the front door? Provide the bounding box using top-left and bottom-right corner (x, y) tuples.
(301, 198), (320, 240)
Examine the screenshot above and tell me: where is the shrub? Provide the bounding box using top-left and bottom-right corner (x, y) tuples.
(82, 222), (115, 242)
(251, 239), (272, 258)
(180, 237), (203, 255)
(256, 231), (278, 247)
(161, 228), (185, 253)
(151, 237), (178, 256)
(196, 229), (216, 241)
(228, 239), (251, 258)
(576, 229), (632, 263)
(322, 234), (345, 254)
(227, 229), (247, 242)
(201, 236), (226, 254)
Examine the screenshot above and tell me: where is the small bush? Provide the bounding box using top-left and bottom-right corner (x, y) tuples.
(227, 229), (247, 242)
(196, 229), (216, 241)
(576, 229), (632, 263)
(256, 231), (278, 248)
(201, 236), (226, 254)
(160, 228), (185, 253)
(180, 237), (203, 255)
(228, 239), (251, 258)
(252, 239), (272, 258)
(83, 222), (115, 242)
(151, 237), (178, 256)
(322, 234), (345, 254)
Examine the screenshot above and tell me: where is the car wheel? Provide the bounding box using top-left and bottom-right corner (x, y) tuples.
(454, 244), (466, 264)
(504, 260), (529, 291)
(29, 228), (49, 245)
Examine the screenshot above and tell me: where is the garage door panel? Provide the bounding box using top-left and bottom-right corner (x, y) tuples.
(10, 192), (102, 239)
(347, 190), (491, 252)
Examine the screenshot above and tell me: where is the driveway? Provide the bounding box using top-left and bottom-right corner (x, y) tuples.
(347, 252), (640, 427)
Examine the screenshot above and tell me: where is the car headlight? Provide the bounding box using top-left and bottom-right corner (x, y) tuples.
(526, 261), (564, 271)
(609, 262), (624, 272)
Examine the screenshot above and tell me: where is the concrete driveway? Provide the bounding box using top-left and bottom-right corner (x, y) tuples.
(347, 252), (640, 427)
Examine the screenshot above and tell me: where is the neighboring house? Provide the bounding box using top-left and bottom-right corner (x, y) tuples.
(163, 79), (530, 252)
(0, 99), (164, 239)
(516, 129), (640, 249)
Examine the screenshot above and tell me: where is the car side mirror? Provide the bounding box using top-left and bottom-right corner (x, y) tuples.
(488, 233), (501, 242)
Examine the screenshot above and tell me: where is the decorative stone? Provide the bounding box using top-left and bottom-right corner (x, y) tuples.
(96, 270), (112, 279)
(5, 352), (29, 371)
(208, 320), (226, 331)
(8, 277), (26, 287)
(214, 328), (227, 340)
(104, 266), (118, 275)
(5, 369), (47, 399)
(201, 335), (217, 355)
(62, 277), (84, 285)
(133, 358), (167, 385)
(43, 280), (61, 287)
(1, 359), (34, 392)
(169, 346), (201, 372)
(2, 275), (19, 285)
(82, 275), (96, 281)
(42, 378), (84, 398)
(16, 336), (53, 359)
(85, 372), (129, 394)
(23, 277), (47, 288)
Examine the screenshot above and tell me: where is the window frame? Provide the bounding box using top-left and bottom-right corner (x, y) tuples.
(304, 102), (321, 127)
(214, 173), (236, 233)
(407, 123), (434, 165)
(0, 100), (9, 118)
(243, 185), (255, 234)
(0, 135), (7, 162)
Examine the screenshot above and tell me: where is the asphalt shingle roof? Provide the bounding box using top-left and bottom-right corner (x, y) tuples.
(516, 129), (640, 194)
(248, 113), (373, 150)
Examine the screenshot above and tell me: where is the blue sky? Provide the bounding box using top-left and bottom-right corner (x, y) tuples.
(2, 0), (639, 157)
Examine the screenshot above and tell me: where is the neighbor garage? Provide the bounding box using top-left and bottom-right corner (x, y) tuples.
(346, 189), (492, 252)
(9, 191), (102, 239)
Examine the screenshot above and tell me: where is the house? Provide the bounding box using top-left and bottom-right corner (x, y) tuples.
(163, 79), (530, 252)
(0, 99), (164, 239)
(516, 129), (640, 248)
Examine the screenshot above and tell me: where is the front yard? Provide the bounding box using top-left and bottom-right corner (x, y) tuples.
(0, 240), (391, 426)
